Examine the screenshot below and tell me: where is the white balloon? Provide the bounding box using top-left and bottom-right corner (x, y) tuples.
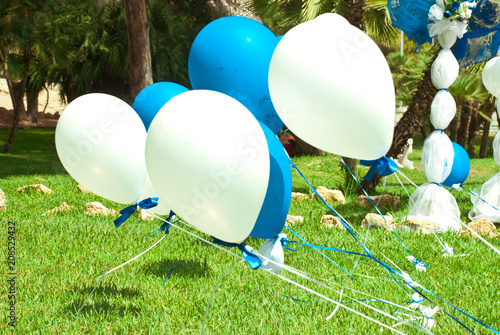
(268, 13), (395, 160)
(482, 57), (500, 98)
(145, 90), (270, 243)
(56, 93), (147, 204)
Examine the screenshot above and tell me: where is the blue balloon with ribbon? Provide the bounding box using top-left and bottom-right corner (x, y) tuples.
(188, 16), (283, 134)
(132, 82), (189, 130)
(360, 157), (398, 181)
(250, 122), (292, 239)
(442, 142), (470, 187)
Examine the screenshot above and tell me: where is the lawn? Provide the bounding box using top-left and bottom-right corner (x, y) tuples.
(1, 128), (499, 334)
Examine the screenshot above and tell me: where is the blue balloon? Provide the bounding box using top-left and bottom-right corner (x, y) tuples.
(188, 16), (284, 134)
(132, 82), (189, 130)
(250, 122), (292, 239)
(442, 142), (470, 187)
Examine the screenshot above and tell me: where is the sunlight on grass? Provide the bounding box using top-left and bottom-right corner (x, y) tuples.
(0, 129), (499, 334)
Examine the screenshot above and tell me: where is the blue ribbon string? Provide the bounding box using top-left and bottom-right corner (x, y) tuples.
(148, 210), (176, 236)
(360, 157), (398, 181)
(114, 197), (159, 228)
(339, 157), (420, 262)
(211, 238), (262, 270)
(462, 186), (500, 212)
(281, 237), (369, 258)
(285, 226), (357, 278)
(407, 284), (500, 335)
(288, 159), (413, 287)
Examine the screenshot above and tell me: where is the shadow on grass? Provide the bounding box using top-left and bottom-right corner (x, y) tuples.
(142, 258), (210, 279)
(65, 284), (142, 316)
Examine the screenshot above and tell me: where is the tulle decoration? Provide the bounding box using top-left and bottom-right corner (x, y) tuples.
(421, 130), (454, 183)
(469, 172), (500, 222)
(493, 130), (500, 166)
(469, 131), (500, 222)
(431, 49), (460, 88)
(408, 183), (462, 232)
(430, 90), (457, 129)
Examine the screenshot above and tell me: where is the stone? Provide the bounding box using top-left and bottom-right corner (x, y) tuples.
(43, 202), (74, 215)
(17, 184), (53, 194)
(286, 215), (303, 226)
(356, 194), (400, 209)
(312, 186), (346, 204)
(460, 218), (499, 239)
(0, 189), (6, 211)
(77, 184), (92, 194)
(291, 192), (309, 201)
(404, 217), (439, 234)
(140, 209), (155, 221)
(85, 202), (117, 216)
(320, 215), (345, 230)
(361, 213), (395, 230)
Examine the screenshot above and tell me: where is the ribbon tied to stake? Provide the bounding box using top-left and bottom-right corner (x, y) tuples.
(360, 157), (398, 181)
(212, 237), (262, 270)
(406, 255), (429, 272)
(114, 197), (159, 228)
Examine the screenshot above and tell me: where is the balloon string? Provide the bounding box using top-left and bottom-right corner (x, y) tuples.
(338, 156), (416, 259)
(150, 214), (429, 334)
(96, 235), (166, 280)
(77, 217), (141, 314)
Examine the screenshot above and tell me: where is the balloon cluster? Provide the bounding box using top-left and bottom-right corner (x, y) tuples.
(55, 14), (395, 244)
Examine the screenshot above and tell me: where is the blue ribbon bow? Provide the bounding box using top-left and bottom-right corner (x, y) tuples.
(360, 157), (398, 181)
(114, 197), (159, 228)
(212, 237), (262, 270)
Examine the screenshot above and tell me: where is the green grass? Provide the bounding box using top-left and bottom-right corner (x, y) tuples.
(1, 129), (499, 334)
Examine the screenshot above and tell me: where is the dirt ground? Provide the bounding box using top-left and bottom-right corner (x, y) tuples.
(0, 78), (66, 129)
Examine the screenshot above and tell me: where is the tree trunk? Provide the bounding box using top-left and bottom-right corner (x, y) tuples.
(207, 0), (262, 22)
(448, 113), (459, 142)
(480, 99), (495, 158)
(124, 0), (153, 102)
(360, 48), (439, 193)
(27, 90), (38, 124)
(456, 101), (471, 148)
(3, 50), (31, 154)
(345, 0), (365, 31)
(466, 102), (479, 157)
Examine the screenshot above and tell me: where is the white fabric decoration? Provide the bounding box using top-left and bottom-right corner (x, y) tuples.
(421, 130), (454, 183)
(428, 0), (472, 48)
(482, 57), (500, 98)
(430, 90), (457, 129)
(496, 99), (500, 120)
(431, 49), (460, 89)
(468, 172), (500, 222)
(406, 256), (428, 272)
(408, 183), (462, 232)
(493, 130), (500, 166)
(408, 293), (424, 309)
(420, 305), (439, 329)
(258, 233), (286, 274)
(442, 242), (454, 257)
